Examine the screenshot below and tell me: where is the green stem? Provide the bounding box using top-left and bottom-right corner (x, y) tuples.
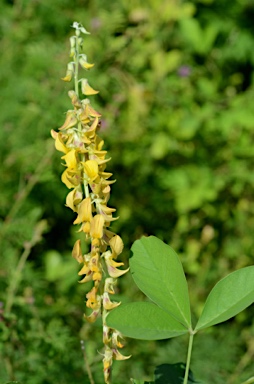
(74, 35), (80, 97)
(183, 332), (195, 384)
(74, 36), (90, 199)
(5, 220), (47, 313)
(2, 141), (53, 228)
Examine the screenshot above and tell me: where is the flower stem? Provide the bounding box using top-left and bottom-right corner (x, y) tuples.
(80, 340), (95, 384)
(183, 332), (194, 384)
(74, 35), (79, 97)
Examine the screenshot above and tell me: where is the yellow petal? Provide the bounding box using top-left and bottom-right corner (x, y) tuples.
(73, 197), (92, 224)
(61, 72), (72, 82)
(78, 263), (90, 275)
(95, 136), (104, 151)
(54, 133), (68, 154)
(86, 105), (101, 117)
(87, 116), (99, 133)
(66, 189), (76, 211)
(109, 235), (124, 256)
(82, 221), (91, 234)
(99, 205), (116, 215)
(79, 57), (94, 69)
(84, 309), (101, 323)
(107, 265), (129, 278)
(59, 111), (78, 130)
(107, 258), (124, 268)
(81, 78), (99, 95)
(68, 90), (81, 108)
(100, 172), (113, 180)
(113, 349), (131, 361)
(83, 159), (99, 181)
(112, 330), (125, 348)
(103, 346), (113, 369)
(61, 63), (74, 82)
(80, 133), (91, 145)
(103, 214), (119, 223)
(50, 129), (58, 139)
(103, 292), (121, 310)
(90, 214), (105, 239)
(93, 271), (102, 281)
(61, 149), (78, 169)
(72, 239), (83, 263)
(103, 325), (111, 344)
(102, 185), (111, 194)
(66, 188), (82, 211)
(104, 277), (117, 294)
(61, 169), (76, 189)
(79, 272), (93, 283)
(86, 287), (101, 309)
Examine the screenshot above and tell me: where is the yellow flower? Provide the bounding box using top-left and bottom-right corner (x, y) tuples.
(103, 325), (111, 344)
(61, 149), (78, 169)
(58, 110), (77, 130)
(73, 197), (92, 224)
(86, 287), (101, 309)
(90, 214), (105, 239)
(65, 188), (82, 211)
(104, 277), (117, 294)
(61, 169), (80, 189)
(112, 330), (125, 349)
(61, 63), (75, 82)
(72, 239), (83, 263)
(103, 292), (121, 310)
(79, 272), (93, 283)
(81, 78), (99, 95)
(83, 159), (99, 182)
(104, 250), (129, 278)
(113, 349), (131, 361)
(78, 262), (90, 276)
(51, 131), (68, 154)
(103, 346), (113, 384)
(79, 54), (94, 69)
(84, 308), (101, 323)
(89, 253), (102, 282)
(109, 235), (124, 257)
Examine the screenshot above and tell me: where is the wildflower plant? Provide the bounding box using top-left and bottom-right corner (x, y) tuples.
(51, 22), (129, 384)
(50, 22), (254, 384)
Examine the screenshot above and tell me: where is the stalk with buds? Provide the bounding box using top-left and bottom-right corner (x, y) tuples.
(51, 22), (130, 383)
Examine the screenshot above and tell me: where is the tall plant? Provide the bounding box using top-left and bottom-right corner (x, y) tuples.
(51, 22), (129, 384)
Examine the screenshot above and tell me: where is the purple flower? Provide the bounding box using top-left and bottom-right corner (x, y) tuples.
(178, 65), (191, 77)
(90, 18), (102, 31)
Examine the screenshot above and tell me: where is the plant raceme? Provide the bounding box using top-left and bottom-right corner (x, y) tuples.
(106, 236), (254, 384)
(51, 22), (129, 384)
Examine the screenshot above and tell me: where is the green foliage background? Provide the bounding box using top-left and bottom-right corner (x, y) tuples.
(0, 0), (254, 383)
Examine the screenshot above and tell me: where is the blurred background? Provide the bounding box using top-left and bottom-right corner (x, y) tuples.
(1, 0), (254, 383)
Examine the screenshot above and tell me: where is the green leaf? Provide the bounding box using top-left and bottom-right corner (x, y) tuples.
(240, 377), (254, 384)
(130, 236), (191, 328)
(195, 266), (254, 331)
(106, 302), (188, 340)
(154, 363), (203, 384)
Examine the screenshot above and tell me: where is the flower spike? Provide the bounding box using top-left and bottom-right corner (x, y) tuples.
(52, 22), (129, 384)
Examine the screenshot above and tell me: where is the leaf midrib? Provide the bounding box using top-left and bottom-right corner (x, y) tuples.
(134, 240), (190, 328)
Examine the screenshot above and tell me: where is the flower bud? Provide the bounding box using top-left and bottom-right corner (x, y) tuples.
(61, 62), (74, 82)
